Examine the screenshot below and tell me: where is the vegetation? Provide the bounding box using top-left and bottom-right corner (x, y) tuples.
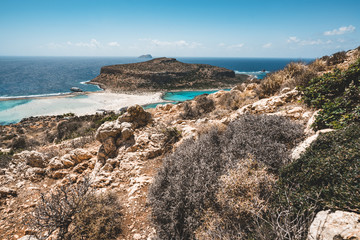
(149, 115), (304, 239)
(26, 177), (122, 240)
(260, 62), (317, 97)
(300, 58), (360, 129)
(277, 123), (360, 213)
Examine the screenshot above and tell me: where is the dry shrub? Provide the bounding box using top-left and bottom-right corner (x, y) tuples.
(70, 193), (122, 240)
(149, 115), (304, 240)
(215, 89), (258, 110)
(260, 62), (317, 97)
(26, 177), (122, 240)
(196, 157), (275, 240)
(308, 58), (327, 72)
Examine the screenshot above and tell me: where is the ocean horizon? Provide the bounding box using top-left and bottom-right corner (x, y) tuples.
(0, 56), (314, 125)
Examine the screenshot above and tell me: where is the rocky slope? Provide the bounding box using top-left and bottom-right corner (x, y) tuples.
(90, 57), (248, 91)
(0, 47), (359, 240)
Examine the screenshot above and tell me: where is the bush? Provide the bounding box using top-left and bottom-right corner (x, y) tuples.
(196, 158), (275, 240)
(70, 193), (122, 240)
(300, 58), (360, 129)
(277, 124), (360, 213)
(149, 130), (224, 240)
(0, 151), (12, 168)
(149, 115), (304, 239)
(26, 177), (122, 240)
(259, 62), (316, 97)
(223, 114), (304, 173)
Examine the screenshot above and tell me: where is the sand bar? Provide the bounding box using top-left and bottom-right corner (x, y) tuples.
(0, 91), (164, 124)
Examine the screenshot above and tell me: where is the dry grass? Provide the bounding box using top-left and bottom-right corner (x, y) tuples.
(259, 62), (317, 97)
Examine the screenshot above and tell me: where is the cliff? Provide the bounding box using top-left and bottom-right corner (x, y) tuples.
(90, 57), (247, 91)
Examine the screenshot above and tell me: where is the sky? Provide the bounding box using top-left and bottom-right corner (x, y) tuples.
(0, 0), (359, 58)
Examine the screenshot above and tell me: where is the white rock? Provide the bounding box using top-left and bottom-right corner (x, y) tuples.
(291, 129), (334, 160)
(307, 210), (360, 240)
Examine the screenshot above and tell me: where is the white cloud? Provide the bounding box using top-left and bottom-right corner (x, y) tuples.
(228, 43), (244, 49)
(218, 43), (226, 47)
(324, 25), (355, 36)
(108, 41), (120, 47)
(287, 36), (332, 46)
(73, 39), (102, 48)
(262, 42), (272, 48)
(287, 36), (300, 43)
(149, 39), (202, 48)
(299, 39), (332, 46)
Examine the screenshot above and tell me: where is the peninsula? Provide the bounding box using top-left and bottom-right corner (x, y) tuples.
(89, 57), (248, 91)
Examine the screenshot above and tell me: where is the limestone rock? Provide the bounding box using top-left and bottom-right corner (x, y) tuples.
(118, 105), (151, 128)
(95, 120), (122, 142)
(307, 210), (360, 240)
(13, 151), (46, 168)
(48, 157), (64, 171)
(69, 148), (93, 164)
(291, 129), (334, 160)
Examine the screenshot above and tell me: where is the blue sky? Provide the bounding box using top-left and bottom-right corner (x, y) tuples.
(0, 0), (359, 58)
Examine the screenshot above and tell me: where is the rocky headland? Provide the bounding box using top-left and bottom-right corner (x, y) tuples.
(1, 47), (360, 240)
(90, 57), (248, 92)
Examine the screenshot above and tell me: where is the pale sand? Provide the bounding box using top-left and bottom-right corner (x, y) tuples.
(0, 91), (164, 124)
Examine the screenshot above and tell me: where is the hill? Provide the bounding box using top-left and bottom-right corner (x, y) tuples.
(89, 57), (247, 91)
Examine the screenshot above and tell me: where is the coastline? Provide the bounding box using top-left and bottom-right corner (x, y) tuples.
(0, 91), (164, 125)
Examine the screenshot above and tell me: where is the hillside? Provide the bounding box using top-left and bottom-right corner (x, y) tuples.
(0, 47), (359, 240)
(89, 57), (247, 91)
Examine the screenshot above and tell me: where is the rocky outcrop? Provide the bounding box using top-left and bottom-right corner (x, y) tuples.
(307, 210), (360, 240)
(90, 57), (247, 91)
(95, 105), (152, 163)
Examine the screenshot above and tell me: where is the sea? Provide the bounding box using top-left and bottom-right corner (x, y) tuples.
(0, 56), (313, 125)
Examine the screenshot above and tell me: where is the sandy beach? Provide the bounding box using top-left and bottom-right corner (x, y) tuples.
(0, 91), (164, 124)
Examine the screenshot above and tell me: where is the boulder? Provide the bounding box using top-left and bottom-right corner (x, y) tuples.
(69, 148), (93, 164)
(118, 105), (151, 128)
(95, 120), (123, 142)
(307, 210), (360, 240)
(13, 151), (46, 168)
(48, 157), (64, 171)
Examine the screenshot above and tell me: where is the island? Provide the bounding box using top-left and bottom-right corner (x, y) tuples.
(89, 57), (248, 91)
(138, 54), (153, 58)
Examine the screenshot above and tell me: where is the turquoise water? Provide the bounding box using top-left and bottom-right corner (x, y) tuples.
(142, 101), (175, 109)
(0, 99), (32, 112)
(163, 89), (229, 102)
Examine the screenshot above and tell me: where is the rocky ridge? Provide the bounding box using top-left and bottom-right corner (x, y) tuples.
(90, 57), (247, 91)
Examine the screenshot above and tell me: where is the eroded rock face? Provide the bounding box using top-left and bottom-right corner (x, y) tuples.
(307, 210), (360, 240)
(95, 105), (151, 163)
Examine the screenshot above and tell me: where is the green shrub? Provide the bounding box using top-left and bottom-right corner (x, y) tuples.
(149, 115), (303, 239)
(277, 123), (360, 213)
(300, 58), (360, 129)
